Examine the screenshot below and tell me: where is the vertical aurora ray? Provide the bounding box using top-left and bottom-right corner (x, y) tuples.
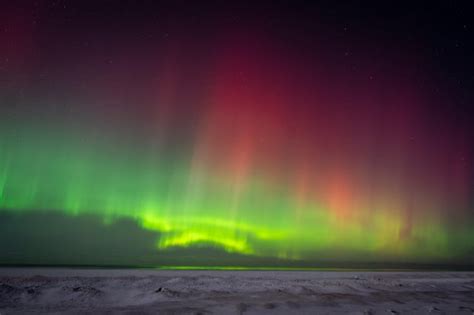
(0, 2), (473, 266)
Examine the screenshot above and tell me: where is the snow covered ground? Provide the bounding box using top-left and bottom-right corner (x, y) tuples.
(0, 268), (473, 314)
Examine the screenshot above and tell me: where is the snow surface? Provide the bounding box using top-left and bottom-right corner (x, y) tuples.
(0, 268), (473, 314)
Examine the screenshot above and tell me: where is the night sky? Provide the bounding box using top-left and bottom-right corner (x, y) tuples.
(0, 1), (473, 267)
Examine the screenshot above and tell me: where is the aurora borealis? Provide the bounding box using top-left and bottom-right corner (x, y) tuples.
(0, 1), (473, 267)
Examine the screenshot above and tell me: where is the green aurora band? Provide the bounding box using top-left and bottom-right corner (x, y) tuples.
(0, 118), (472, 264)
